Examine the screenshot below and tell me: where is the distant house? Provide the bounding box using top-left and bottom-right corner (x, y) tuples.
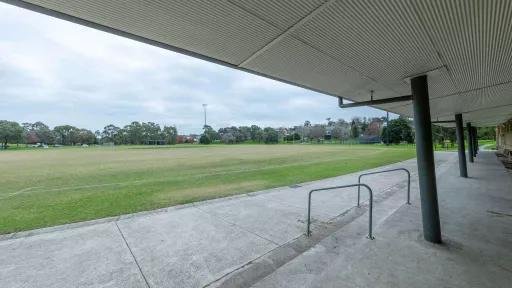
(177, 134), (199, 144)
(176, 135), (186, 144)
(359, 118), (384, 144)
(366, 119), (384, 137)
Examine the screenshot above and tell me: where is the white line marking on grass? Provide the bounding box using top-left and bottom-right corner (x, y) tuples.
(15, 186), (41, 193)
(0, 181), (146, 199)
(4, 186), (43, 197)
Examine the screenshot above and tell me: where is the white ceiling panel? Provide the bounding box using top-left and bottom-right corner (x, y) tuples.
(464, 105), (512, 127)
(242, 35), (395, 101)
(229, 0), (326, 30)
(27, 0), (282, 64)
(430, 82), (512, 119)
(291, 0), (445, 96)
(413, 0), (512, 92)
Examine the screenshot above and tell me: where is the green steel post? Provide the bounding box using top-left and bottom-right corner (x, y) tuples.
(455, 114), (467, 177)
(473, 127), (478, 157)
(411, 75), (442, 244)
(467, 122), (474, 163)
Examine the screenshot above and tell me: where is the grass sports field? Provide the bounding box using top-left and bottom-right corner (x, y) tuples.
(0, 144), (415, 234)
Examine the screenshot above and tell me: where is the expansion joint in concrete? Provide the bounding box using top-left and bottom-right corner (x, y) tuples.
(115, 222), (151, 288)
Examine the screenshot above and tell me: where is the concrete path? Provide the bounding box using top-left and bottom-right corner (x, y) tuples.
(0, 154), (452, 288)
(480, 143), (495, 150)
(251, 151), (512, 288)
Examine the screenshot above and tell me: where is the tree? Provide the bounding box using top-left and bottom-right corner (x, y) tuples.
(25, 130), (40, 144)
(250, 125), (263, 142)
(285, 132), (301, 142)
(0, 120), (24, 149)
(218, 126), (244, 143)
(162, 125), (178, 145)
(221, 132), (236, 144)
(125, 121), (144, 144)
(199, 134), (211, 144)
(331, 125), (344, 143)
(431, 125), (456, 146)
(277, 127), (288, 143)
(350, 120), (360, 138)
(263, 127), (278, 144)
(54, 125), (80, 145)
(203, 125), (217, 142)
(142, 122), (162, 143)
(360, 119), (369, 134)
(94, 130), (101, 143)
(77, 129), (96, 144)
(238, 126), (251, 142)
(477, 127), (496, 140)
(310, 125), (326, 142)
(381, 116), (413, 144)
(32, 122), (54, 144)
(101, 124), (121, 144)
(114, 128), (127, 145)
(22, 121), (55, 144)
(302, 121), (312, 141)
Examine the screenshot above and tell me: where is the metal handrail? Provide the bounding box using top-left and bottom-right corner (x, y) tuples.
(357, 168), (411, 207)
(307, 183), (374, 240)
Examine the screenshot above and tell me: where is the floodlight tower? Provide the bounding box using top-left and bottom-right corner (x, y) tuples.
(202, 104), (207, 129)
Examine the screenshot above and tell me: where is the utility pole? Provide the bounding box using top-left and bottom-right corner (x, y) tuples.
(202, 104), (207, 130)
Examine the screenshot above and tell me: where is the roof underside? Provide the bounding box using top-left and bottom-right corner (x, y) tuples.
(4, 0), (512, 127)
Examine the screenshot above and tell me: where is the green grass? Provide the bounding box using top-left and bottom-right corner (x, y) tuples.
(478, 139), (496, 150)
(0, 144), (415, 234)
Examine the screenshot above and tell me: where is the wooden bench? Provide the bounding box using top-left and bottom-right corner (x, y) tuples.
(498, 149), (512, 169)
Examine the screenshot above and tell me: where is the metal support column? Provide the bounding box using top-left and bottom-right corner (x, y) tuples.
(472, 127), (478, 157)
(455, 114), (467, 177)
(411, 75), (442, 244)
(467, 122), (474, 163)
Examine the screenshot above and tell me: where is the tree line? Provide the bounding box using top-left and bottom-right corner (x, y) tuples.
(199, 116), (494, 145)
(0, 116), (412, 149)
(0, 120), (178, 148)
(1, 116), (494, 149)
(99, 122), (177, 145)
(200, 116), (414, 145)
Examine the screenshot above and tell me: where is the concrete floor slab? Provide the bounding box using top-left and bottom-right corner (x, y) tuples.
(0, 222), (146, 288)
(195, 195), (310, 245)
(116, 207), (277, 288)
(251, 152), (512, 288)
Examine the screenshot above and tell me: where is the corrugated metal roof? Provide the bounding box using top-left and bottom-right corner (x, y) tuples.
(229, 0), (327, 30)
(3, 0), (512, 126)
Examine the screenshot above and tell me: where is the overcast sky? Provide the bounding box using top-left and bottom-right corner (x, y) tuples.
(0, 3), (391, 134)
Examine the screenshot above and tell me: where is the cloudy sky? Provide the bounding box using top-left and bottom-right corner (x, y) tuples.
(0, 3), (390, 134)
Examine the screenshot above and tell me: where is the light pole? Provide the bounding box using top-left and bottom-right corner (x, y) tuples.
(202, 104), (207, 129)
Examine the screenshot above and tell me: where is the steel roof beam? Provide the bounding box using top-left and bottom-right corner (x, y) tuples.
(338, 95), (412, 108)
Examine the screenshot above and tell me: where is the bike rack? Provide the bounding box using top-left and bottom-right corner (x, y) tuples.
(307, 183), (374, 240)
(357, 168), (411, 207)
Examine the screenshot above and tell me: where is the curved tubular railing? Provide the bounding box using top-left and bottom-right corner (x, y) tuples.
(357, 168), (411, 207)
(307, 183), (374, 240)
